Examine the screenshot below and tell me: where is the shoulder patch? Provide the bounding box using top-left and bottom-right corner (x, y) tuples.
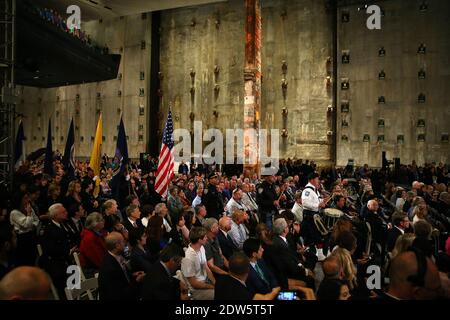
(305, 191), (310, 196)
(258, 188), (264, 194)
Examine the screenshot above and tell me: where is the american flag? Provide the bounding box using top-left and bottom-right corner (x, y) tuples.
(155, 110), (174, 198)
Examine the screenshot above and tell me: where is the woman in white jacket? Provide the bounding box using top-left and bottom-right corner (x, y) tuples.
(10, 193), (40, 266)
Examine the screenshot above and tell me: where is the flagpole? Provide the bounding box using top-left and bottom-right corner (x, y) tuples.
(110, 114), (129, 202)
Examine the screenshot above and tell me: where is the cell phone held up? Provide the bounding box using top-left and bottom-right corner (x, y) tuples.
(277, 291), (297, 300)
(277, 289), (308, 300)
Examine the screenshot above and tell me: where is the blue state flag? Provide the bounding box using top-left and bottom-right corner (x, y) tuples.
(62, 118), (75, 178)
(44, 118), (54, 176)
(14, 121), (25, 169)
(110, 116), (129, 197)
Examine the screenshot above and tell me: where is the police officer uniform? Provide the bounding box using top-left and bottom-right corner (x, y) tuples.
(202, 173), (224, 220)
(256, 176), (278, 230)
(301, 180), (323, 246)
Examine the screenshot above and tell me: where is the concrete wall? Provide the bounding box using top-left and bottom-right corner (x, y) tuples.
(159, 0), (334, 164)
(337, 0), (450, 167)
(16, 0), (450, 165)
(17, 14), (152, 159)
(158, 0), (245, 152)
(261, 0), (334, 164)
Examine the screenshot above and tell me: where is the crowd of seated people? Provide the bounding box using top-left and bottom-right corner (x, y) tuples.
(0, 153), (449, 300)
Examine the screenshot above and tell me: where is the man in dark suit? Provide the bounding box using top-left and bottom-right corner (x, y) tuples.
(265, 218), (315, 289)
(364, 199), (388, 255)
(217, 216), (237, 259)
(39, 203), (74, 299)
(122, 204), (144, 234)
(256, 172), (278, 230)
(65, 203), (85, 247)
(387, 212), (410, 253)
(141, 244), (184, 300)
(243, 238), (278, 295)
(178, 161), (189, 175)
(98, 232), (145, 300)
(214, 252), (279, 300)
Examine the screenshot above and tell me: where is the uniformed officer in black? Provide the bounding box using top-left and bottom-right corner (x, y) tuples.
(256, 171), (278, 230)
(202, 173), (224, 220)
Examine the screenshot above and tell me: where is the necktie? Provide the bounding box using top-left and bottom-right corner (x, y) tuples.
(119, 257), (131, 283)
(60, 223), (68, 234)
(250, 194), (258, 209)
(64, 222), (74, 234)
(133, 221), (137, 228)
(238, 225), (245, 242)
(254, 262), (269, 286)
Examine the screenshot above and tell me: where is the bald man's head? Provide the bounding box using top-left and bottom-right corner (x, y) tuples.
(105, 231), (125, 254)
(322, 255), (342, 279)
(0, 267), (51, 300)
(219, 216), (232, 232)
(367, 199), (379, 211)
(388, 251), (441, 300)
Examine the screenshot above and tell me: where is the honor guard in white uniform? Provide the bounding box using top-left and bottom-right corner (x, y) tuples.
(301, 173), (327, 246)
(302, 182), (322, 212)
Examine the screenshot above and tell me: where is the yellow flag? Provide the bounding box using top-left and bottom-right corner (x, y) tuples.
(89, 113), (102, 198)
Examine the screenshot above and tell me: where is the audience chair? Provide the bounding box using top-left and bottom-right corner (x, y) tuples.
(36, 244), (60, 300)
(176, 270), (194, 300)
(65, 277), (99, 300)
(73, 252), (87, 281)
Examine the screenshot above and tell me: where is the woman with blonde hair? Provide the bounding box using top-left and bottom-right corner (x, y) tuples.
(332, 248), (357, 291)
(412, 204), (428, 224)
(332, 231), (358, 291)
(64, 180), (82, 212)
(391, 233), (415, 259)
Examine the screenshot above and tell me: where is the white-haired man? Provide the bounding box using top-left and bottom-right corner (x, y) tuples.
(155, 203), (172, 233)
(364, 199), (388, 256)
(40, 203), (75, 299)
(268, 218), (315, 289)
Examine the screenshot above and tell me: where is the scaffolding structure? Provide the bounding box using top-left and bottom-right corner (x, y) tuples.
(0, 0), (16, 189)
